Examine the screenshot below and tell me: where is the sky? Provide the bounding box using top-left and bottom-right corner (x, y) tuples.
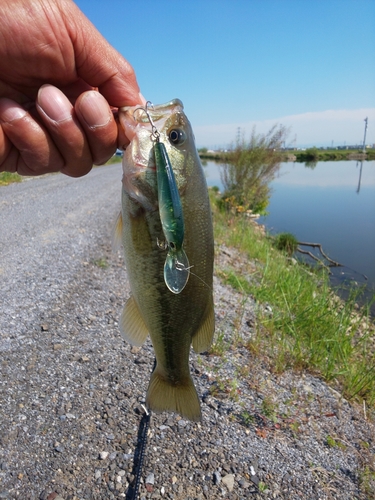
(75, 0), (375, 149)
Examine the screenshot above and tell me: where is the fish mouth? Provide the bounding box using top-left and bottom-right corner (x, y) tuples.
(119, 99), (184, 143)
(121, 98), (183, 118)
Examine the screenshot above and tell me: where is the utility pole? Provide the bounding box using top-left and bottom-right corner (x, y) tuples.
(362, 117), (368, 153)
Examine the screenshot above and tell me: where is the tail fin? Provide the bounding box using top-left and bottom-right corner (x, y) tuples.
(146, 367), (201, 422)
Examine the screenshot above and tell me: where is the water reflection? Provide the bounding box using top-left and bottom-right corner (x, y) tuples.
(204, 159), (375, 294)
(356, 160), (363, 193)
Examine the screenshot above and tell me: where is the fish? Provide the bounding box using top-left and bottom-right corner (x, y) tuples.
(116, 99), (215, 421)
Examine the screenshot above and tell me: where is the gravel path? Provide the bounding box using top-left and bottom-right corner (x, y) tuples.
(0, 165), (374, 500)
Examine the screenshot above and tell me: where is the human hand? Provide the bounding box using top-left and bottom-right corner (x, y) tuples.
(0, 0), (143, 177)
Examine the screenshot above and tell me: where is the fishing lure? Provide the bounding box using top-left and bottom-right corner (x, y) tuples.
(136, 102), (190, 294)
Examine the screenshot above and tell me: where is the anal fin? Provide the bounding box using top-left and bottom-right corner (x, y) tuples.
(192, 298), (215, 353)
(120, 296), (149, 346)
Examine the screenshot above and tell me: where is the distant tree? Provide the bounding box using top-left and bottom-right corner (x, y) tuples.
(220, 124), (289, 214)
(198, 147), (208, 154)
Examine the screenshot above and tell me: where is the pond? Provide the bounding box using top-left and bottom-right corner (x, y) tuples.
(204, 159), (375, 301)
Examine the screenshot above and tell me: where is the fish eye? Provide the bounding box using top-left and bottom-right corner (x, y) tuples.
(169, 242), (176, 250)
(168, 128), (186, 146)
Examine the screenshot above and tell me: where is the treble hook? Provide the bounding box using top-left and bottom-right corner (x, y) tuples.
(133, 101), (160, 141)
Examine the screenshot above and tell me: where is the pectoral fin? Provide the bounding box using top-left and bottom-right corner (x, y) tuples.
(120, 296), (149, 346)
(192, 298), (215, 353)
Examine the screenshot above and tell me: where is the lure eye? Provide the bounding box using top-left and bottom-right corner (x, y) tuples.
(168, 128), (186, 146)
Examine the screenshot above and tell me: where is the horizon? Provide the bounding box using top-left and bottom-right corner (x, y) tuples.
(75, 0), (375, 150)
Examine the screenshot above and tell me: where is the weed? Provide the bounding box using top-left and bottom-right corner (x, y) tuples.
(326, 435), (346, 450)
(359, 466), (375, 497)
(239, 410), (255, 427)
(209, 330), (229, 357)
(93, 257), (109, 269)
(273, 232), (298, 256)
(258, 481), (268, 492)
(209, 377), (239, 402)
(289, 421), (301, 436)
(0, 172), (22, 186)
(261, 396), (278, 420)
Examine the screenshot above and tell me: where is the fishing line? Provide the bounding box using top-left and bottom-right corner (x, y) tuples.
(125, 405), (151, 500)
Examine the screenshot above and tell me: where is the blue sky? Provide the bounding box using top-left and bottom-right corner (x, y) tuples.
(76, 0), (375, 149)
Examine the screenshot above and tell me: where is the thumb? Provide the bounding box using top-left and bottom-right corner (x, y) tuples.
(65, 1), (142, 107)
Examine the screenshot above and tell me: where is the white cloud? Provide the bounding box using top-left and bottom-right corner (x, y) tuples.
(194, 108), (375, 149)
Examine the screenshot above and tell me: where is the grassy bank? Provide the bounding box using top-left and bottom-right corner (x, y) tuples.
(210, 189), (375, 410)
(200, 148), (375, 162)
(293, 148), (375, 162)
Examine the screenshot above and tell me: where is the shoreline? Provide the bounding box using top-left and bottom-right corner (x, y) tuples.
(199, 149), (375, 162)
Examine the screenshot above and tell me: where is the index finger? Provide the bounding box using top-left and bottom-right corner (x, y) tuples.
(67, 2), (142, 107)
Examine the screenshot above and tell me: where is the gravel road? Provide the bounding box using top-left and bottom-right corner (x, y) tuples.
(0, 165), (374, 500)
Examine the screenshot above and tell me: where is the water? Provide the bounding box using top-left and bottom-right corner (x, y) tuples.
(204, 159), (375, 297)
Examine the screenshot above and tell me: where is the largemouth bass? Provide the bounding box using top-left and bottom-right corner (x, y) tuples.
(116, 99), (215, 421)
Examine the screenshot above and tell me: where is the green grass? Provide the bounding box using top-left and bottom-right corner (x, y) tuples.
(92, 257), (109, 269)
(0, 171), (22, 186)
(211, 189), (375, 407)
(326, 435), (346, 449)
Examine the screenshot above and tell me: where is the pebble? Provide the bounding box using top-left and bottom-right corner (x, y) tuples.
(250, 474), (260, 486)
(99, 451), (109, 460)
(238, 478), (251, 489)
(146, 472), (155, 485)
(222, 474), (235, 492)
(109, 452), (117, 460)
(213, 471), (221, 485)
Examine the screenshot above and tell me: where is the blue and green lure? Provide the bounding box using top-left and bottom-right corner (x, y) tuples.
(154, 142), (190, 294)
(137, 103), (190, 294)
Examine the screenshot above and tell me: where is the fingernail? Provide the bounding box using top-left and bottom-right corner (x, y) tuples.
(0, 99), (27, 122)
(37, 84), (72, 123)
(79, 91), (111, 128)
